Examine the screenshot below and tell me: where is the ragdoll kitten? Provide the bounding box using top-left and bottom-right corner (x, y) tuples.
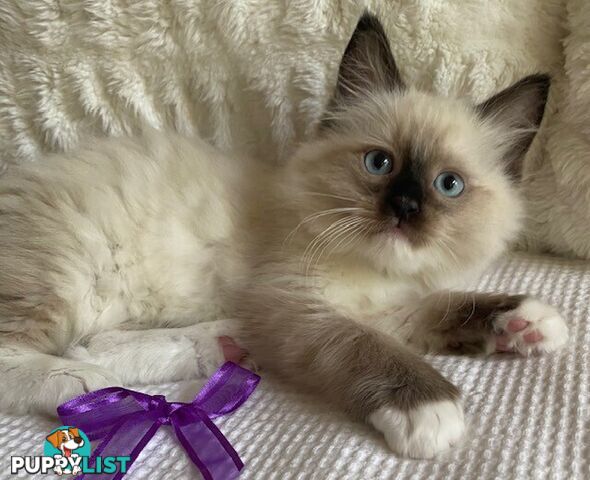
(0, 13), (567, 458)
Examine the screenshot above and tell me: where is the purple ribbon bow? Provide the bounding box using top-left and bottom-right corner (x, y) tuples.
(57, 362), (260, 480)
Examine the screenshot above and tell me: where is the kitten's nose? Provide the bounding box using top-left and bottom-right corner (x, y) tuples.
(390, 195), (420, 220)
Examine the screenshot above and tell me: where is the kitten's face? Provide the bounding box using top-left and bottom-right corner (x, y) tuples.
(286, 14), (548, 279)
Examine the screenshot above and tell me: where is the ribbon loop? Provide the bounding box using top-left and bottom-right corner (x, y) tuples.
(57, 362), (260, 480)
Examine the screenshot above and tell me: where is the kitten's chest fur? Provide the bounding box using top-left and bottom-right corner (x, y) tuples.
(316, 258), (427, 329)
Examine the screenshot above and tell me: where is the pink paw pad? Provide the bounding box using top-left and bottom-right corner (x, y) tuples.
(218, 336), (249, 363)
(506, 318), (529, 332)
(495, 317), (545, 352)
(523, 330), (544, 343)
(492, 299), (568, 355)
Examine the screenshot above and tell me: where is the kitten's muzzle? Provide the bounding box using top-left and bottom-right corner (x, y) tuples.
(389, 195), (420, 221)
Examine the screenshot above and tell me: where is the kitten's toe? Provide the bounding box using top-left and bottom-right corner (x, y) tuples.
(492, 298), (568, 355)
(217, 335), (258, 372)
(42, 364), (121, 415)
(218, 336), (249, 363)
(369, 399), (466, 458)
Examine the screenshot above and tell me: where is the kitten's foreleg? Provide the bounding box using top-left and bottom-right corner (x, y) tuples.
(405, 292), (568, 355)
(0, 340), (120, 415)
(67, 319), (240, 385)
(235, 286), (465, 458)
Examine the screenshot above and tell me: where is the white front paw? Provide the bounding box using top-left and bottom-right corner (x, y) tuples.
(370, 400), (465, 458)
(493, 298), (568, 355)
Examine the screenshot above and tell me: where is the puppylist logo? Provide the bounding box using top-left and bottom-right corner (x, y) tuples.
(10, 426), (130, 476)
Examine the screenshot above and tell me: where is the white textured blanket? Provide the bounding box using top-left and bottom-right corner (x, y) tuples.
(0, 251), (588, 479)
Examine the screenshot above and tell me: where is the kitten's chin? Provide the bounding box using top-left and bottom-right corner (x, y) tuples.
(360, 230), (463, 282)
(385, 218), (414, 245)
(357, 231), (424, 276)
(389, 222), (410, 241)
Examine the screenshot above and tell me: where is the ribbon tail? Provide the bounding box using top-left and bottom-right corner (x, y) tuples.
(172, 410), (243, 480)
(195, 362), (260, 418)
(78, 414), (161, 480)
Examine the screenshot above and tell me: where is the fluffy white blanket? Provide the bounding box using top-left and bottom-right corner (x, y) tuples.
(524, 0), (590, 258)
(0, 0), (564, 161)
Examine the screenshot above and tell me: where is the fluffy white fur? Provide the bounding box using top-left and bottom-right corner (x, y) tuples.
(0, 133), (247, 412)
(0, 2), (564, 171)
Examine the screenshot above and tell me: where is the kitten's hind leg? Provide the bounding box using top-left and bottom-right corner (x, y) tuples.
(1, 320), (244, 415)
(66, 319), (243, 386)
(0, 340), (120, 416)
(406, 292), (568, 356)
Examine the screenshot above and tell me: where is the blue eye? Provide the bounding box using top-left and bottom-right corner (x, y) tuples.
(434, 172), (465, 197)
(364, 150), (393, 175)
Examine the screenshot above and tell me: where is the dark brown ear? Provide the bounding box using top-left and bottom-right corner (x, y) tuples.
(476, 74), (550, 179)
(322, 12), (404, 127)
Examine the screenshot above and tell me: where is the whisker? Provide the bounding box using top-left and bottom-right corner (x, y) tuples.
(323, 222), (373, 262)
(315, 218), (380, 275)
(301, 191), (363, 203)
(310, 221), (367, 272)
(460, 294), (477, 327)
(301, 217), (358, 265)
(302, 217), (366, 277)
(436, 291), (453, 327)
(302, 217), (363, 266)
(300, 191), (374, 210)
(282, 207), (364, 247)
